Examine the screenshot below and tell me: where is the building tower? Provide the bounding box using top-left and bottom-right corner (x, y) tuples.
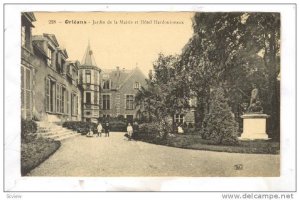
(78, 43), (101, 123)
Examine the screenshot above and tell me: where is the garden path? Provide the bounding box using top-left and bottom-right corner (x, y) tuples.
(28, 132), (280, 177)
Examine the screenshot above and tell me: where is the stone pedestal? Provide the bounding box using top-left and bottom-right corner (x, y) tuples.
(239, 113), (270, 140)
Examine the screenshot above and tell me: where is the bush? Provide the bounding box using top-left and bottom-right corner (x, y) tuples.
(182, 126), (201, 135)
(98, 116), (128, 132)
(63, 121), (96, 135)
(21, 137), (61, 175)
(201, 87), (239, 145)
(109, 121), (127, 131)
(138, 123), (161, 135)
(21, 119), (37, 141)
(133, 120), (173, 142)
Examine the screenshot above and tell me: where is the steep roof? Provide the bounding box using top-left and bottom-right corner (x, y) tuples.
(101, 67), (146, 90)
(43, 33), (59, 47)
(81, 42), (97, 67)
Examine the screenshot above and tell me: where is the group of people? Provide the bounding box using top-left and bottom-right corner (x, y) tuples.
(86, 122), (110, 137)
(86, 121), (139, 140)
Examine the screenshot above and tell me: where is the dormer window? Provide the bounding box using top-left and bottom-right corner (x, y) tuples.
(102, 80), (110, 89)
(61, 58), (66, 72)
(47, 47), (53, 67)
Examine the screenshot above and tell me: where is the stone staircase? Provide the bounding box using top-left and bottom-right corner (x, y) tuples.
(36, 121), (80, 141)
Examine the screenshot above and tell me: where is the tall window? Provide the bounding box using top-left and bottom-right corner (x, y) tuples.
(71, 93), (77, 116)
(125, 95), (134, 110)
(21, 65), (32, 119)
(85, 92), (91, 105)
(21, 26), (26, 47)
(76, 96), (78, 115)
(102, 80), (110, 89)
(56, 84), (62, 113)
(45, 78), (50, 112)
(46, 78), (56, 112)
(86, 70), (91, 84)
(66, 90), (69, 114)
(47, 47), (53, 67)
(175, 114), (184, 124)
(62, 87), (65, 113)
(102, 94), (110, 110)
(94, 71), (98, 85)
(94, 91), (98, 105)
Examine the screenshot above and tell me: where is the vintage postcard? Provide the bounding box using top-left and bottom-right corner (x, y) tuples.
(3, 3), (297, 193)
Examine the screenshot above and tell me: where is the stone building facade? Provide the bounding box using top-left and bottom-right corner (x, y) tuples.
(99, 67), (147, 122)
(21, 12), (81, 122)
(21, 12), (195, 125)
(21, 12), (36, 119)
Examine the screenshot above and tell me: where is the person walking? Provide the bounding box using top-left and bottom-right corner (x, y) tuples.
(104, 122), (110, 137)
(127, 123), (133, 140)
(97, 122), (103, 137)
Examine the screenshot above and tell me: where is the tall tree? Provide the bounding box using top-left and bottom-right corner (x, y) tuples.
(180, 13), (280, 139)
(243, 13), (280, 139)
(135, 53), (190, 127)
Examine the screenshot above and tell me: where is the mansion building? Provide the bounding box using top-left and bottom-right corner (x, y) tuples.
(21, 12), (196, 125)
(21, 12), (147, 123)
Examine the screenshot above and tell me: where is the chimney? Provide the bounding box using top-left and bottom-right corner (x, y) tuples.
(116, 66), (120, 78)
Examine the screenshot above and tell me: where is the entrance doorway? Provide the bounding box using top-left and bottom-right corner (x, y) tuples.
(126, 115), (134, 124)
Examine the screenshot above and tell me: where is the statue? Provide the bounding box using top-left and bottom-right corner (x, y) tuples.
(247, 84), (263, 113)
(240, 84), (269, 140)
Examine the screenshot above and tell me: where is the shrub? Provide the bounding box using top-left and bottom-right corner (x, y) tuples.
(182, 127), (200, 135)
(138, 123), (161, 135)
(109, 121), (127, 132)
(21, 119), (37, 141)
(98, 116), (128, 132)
(201, 87), (239, 145)
(21, 137), (61, 175)
(62, 121), (96, 135)
(133, 120), (173, 141)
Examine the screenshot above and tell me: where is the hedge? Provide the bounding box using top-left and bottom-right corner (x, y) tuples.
(21, 119), (37, 142)
(62, 121), (96, 135)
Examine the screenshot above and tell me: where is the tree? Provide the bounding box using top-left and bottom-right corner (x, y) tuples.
(180, 12), (280, 140)
(135, 53), (191, 137)
(242, 13), (280, 140)
(202, 87), (239, 145)
(180, 13), (246, 127)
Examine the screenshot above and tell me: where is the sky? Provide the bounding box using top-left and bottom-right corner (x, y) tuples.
(32, 12), (194, 76)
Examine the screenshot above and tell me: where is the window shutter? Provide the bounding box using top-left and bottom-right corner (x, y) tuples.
(45, 77), (49, 112)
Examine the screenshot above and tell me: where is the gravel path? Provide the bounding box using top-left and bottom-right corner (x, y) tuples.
(28, 132), (280, 177)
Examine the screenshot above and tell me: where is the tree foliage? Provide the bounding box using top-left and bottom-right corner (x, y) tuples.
(202, 87), (239, 145)
(136, 12), (280, 140)
(180, 12), (280, 139)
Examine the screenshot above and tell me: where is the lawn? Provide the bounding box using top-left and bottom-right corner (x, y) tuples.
(21, 136), (61, 176)
(135, 134), (280, 154)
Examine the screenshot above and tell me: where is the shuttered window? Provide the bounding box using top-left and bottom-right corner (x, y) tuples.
(21, 65), (32, 119)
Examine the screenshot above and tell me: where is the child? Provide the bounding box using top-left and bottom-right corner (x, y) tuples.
(127, 123), (133, 140)
(87, 127), (93, 137)
(97, 122), (102, 137)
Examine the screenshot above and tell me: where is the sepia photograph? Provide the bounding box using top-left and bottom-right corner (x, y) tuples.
(19, 11), (281, 178)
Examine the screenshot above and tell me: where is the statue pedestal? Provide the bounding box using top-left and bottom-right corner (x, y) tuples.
(239, 113), (270, 140)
